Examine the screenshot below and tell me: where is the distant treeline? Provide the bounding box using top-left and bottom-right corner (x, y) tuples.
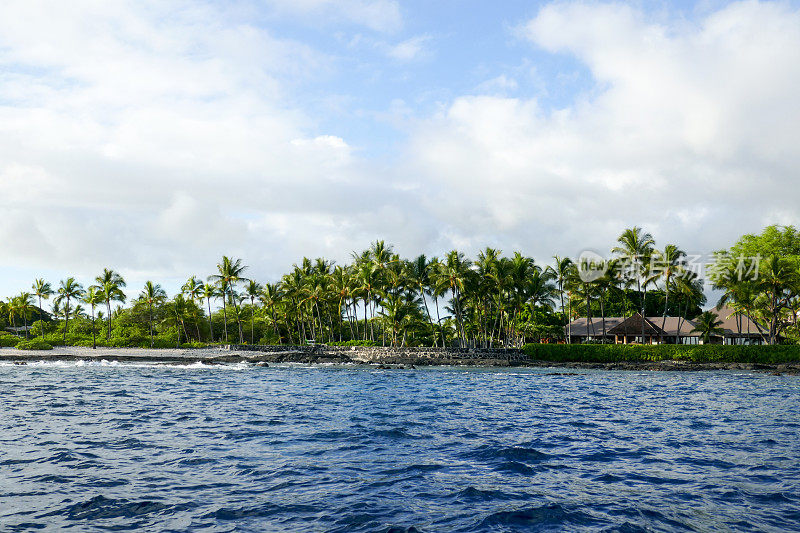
(1, 225), (798, 349)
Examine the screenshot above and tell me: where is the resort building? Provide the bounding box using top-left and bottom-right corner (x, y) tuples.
(564, 305), (764, 345)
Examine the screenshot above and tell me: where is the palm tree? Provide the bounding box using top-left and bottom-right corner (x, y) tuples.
(674, 272), (705, 343)
(654, 244), (686, 339)
(12, 293), (34, 339)
(167, 294), (190, 347)
(548, 256), (573, 343)
(92, 269), (127, 341)
(32, 278), (53, 328)
(83, 286), (105, 349)
(612, 227), (655, 343)
(259, 282), (283, 344)
(200, 282), (219, 342)
(208, 256), (249, 344)
(691, 311), (725, 344)
(409, 255), (438, 345)
(140, 281), (166, 347)
(54, 278), (85, 342)
(437, 250), (472, 347)
(244, 280), (262, 344)
(182, 276), (204, 341)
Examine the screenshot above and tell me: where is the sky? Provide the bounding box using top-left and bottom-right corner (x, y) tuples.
(1, 0), (800, 302)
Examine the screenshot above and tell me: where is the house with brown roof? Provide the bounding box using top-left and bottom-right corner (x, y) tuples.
(564, 305), (765, 345)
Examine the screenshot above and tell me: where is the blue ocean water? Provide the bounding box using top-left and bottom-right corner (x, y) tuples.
(1, 362), (798, 532)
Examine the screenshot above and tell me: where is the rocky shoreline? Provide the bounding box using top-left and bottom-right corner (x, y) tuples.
(1, 347), (798, 374)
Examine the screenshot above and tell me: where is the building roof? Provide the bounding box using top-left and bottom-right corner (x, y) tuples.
(566, 315), (697, 337)
(607, 314), (665, 336)
(565, 307), (763, 338)
(711, 305), (764, 337)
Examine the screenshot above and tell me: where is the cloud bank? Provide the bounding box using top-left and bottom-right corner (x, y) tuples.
(0, 1), (798, 294)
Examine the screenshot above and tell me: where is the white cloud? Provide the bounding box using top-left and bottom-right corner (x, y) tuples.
(386, 35), (432, 61)
(0, 0), (417, 290)
(404, 1), (800, 262)
(1, 0), (800, 299)
(475, 74), (519, 95)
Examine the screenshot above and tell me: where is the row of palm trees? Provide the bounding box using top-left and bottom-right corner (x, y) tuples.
(565, 227), (707, 342)
(2, 228), (716, 347)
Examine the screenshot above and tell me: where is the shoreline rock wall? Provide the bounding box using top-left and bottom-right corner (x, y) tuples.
(227, 344), (528, 364)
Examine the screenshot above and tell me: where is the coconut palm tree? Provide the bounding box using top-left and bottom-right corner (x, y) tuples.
(674, 272), (706, 344)
(547, 256), (573, 343)
(166, 294), (191, 347)
(200, 282), (219, 342)
(11, 293), (34, 339)
(259, 282), (283, 344)
(244, 280), (262, 344)
(208, 256), (249, 343)
(409, 255), (437, 345)
(691, 311), (725, 344)
(32, 278), (53, 328)
(181, 276), (204, 341)
(653, 244), (686, 338)
(93, 269), (126, 340)
(612, 227), (655, 343)
(437, 250), (472, 347)
(83, 286), (104, 349)
(139, 281), (166, 348)
(54, 278), (84, 342)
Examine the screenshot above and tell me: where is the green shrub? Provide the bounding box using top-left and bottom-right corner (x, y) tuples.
(143, 338), (178, 349)
(180, 341), (210, 349)
(0, 337), (20, 347)
(72, 338), (108, 348)
(522, 344), (800, 364)
(330, 339), (378, 347)
(39, 333), (64, 346)
(109, 335), (147, 348)
(16, 339), (53, 351)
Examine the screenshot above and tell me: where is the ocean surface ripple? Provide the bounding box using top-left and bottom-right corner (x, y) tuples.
(1, 362), (799, 532)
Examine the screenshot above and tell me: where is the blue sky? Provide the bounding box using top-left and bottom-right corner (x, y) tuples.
(1, 0), (799, 304)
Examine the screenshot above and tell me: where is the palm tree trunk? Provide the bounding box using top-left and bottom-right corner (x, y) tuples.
(600, 292), (607, 342)
(174, 308), (181, 348)
(434, 295), (445, 347)
(250, 297), (256, 344)
(567, 293), (572, 344)
(37, 295), (43, 335)
(368, 293), (375, 341)
(148, 302), (154, 348)
(420, 288), (435, 346)
(661, 277), (669, 343)
(206, 298), (214, 342)
(221, 289), (229, 343)
(64, 298), (70, 342)
(107, 299), (112, 340)
(91, 307), (96, 349)
(270, 305), (281, 344)
(231, 295), (244, 344)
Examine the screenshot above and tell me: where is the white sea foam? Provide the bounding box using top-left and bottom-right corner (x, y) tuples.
(0, 359), (251, 370)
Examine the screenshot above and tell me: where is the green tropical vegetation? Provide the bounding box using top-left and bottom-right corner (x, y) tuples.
(710, 225), (800, 345)
(522, 343), (800, 364)
(0, 225), (798, 350)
